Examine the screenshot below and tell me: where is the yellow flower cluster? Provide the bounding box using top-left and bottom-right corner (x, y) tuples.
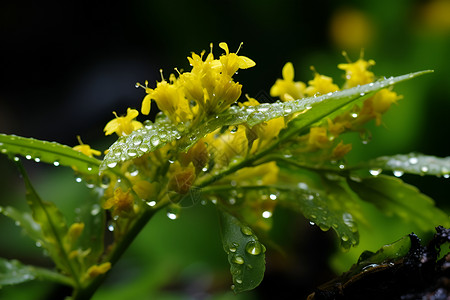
(139, 42), (255, 124)
(270, 52), (401, 161)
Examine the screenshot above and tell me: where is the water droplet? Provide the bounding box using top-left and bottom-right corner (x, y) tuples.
(167, 212), (178, 220)
(369, 169), (382, 176)
(107, 221), (115, 232)
(107, 162), (118, 168)
(269, 194), (277, 200)
(393, 170), (404, 177)
(262, 211), (272, 219)
(351, 113), (358, 118)
(140, 144), (149, 152)
(34, 157), (41, 162)
(310, 221), (315, 226)
(421, 166), (429, 173)
(100, 175), (111, 188)
(91, 204), (101, 216)
(408, 157), (418, 165)
(13, 156), (20, 162)
(75, 177), (82, 183)
(150, 135), (160, 147)
(229, 246), (237, 253)
(15, 220), (21, 226)
(235, 278), (243, 284)
(246, 240), (263, 255)
(35, 241), (42, 247)
(342, 235), (349, 242)
(232, 254), (245, 265)
(230, 126), (238, 133)
(146, 200), (156, 207)
(127, 164), (139, 176)
(241, 226), (253, 236)
(339, 164), (345, 169)
(298, 182), (308, 190)
(132, 135), (143, 146)
(25, 154), (32, 160)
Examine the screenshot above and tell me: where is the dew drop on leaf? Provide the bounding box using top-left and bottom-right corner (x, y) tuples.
(245, 241), (263, 256)
(231, 254), (245, 265)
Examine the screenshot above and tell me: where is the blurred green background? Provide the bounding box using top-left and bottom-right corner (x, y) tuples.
(1, 0), (449, 299)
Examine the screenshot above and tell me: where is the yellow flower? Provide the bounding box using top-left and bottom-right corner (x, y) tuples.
(206, 125), (248, 167)
(103, 187), (134, 217)
(232, 162), (279, 185)
(86, 262), (111, 279)
(179, 138), (209, 172)
(168, 161), (196, 194)
(270, 62), (306, 101)
(104, 108), (143, 136)
(338, 53), (375, 88)
(73, 136), (101, 157)
(305, 72), (339, 97)
(240, 96), (285, 151)
(308, 127), (329, 149)
(132, 180), (159, 200)
(358, 89), (402, 126)
(218, 42), (256, 76)
(329, 8), (374, 50)
(327, 118), (351, 137)
(332, 141), (352, 160)
(66, 222), (84, 245)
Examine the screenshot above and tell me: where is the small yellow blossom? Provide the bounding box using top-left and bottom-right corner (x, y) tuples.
(239, 96), (285, 151)
(73, 136), (101, 157)
(357, 89), (402, 126)
(67, 222), (84, 245)
(104, 108), (143, 136)
(305, 72), (340, 96)
(332, 141), (353, 160)
(330, 8), (374, 50)
(168, 162), (196, 194)
(338, 53), (375, 88)
(86, 262), (111, 279)
(308, 127), (329, 149)
(270, 62), (306, 101)
(132, 180), (159, 200)
(103, 187), (134, 217)
(179, 139), (209, 172)
(206, 125), (248, 167)
(232, 162), (279, 185)
(327, 118), (351, 137)
(218, 42), (256, 76)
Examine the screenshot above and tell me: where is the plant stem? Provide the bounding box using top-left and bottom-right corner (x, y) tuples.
(71, 208), (158, 300)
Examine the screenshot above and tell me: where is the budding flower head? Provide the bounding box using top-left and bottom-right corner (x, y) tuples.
(104, 108), (143, 137)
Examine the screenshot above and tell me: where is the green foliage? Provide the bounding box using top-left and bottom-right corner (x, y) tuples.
(363, 153), (450, 177)
(347, 175), (450, 230)
(219, 210), (266, 293)
(0, 61), (447, 299)
(0, 134), (100, 175)
(0, 258), (37, 287)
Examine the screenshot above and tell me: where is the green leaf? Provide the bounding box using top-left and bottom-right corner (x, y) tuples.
(362, 153), (450, 178)
(0, 206), (44, 245)
(0, 258), (36, 287)
(347, 175), (450, 231)
(356, 235), (412, 269)
(0, 257), (74, 288)
(279, 184), (360, 250)
(0, 134), (100, 175)
(218, 210), (266, 293)
(75, 200), (106, 267)
(15, 161), (73, 275)
(100, 71), (431, 171)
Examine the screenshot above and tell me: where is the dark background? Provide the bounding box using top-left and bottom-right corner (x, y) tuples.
(1, 0), (449, 299)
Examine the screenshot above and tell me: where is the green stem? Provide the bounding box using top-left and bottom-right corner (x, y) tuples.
(33, 266), (75, 287)
(71, 208), (160, 300)
(16, 161), (82, 288)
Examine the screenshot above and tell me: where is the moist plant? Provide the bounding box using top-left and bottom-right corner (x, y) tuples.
(0, 43), (448, 298)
